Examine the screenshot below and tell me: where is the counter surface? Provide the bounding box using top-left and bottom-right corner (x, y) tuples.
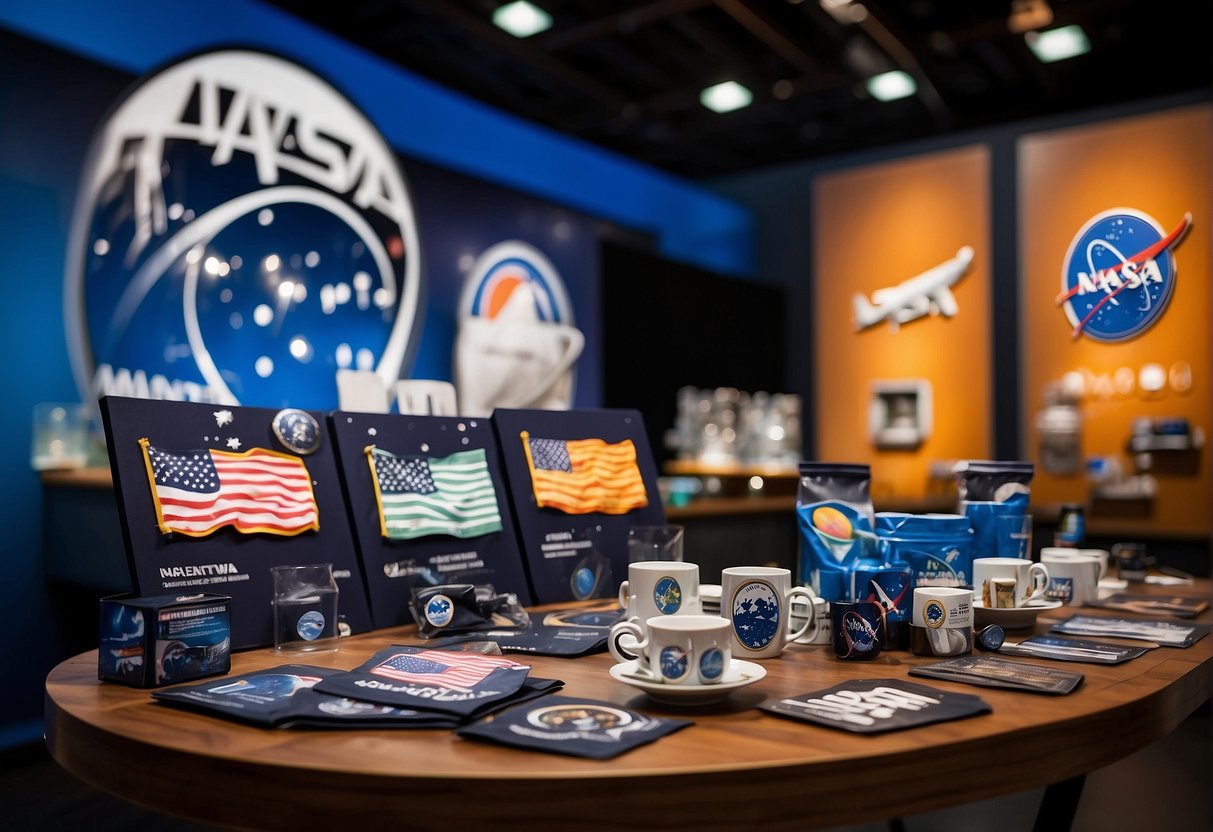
(46, 582), (1211, 831)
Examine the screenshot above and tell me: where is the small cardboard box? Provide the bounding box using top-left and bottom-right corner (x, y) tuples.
(99, 593), (232, 688)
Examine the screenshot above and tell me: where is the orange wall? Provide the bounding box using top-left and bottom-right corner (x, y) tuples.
(1019, 105), (1211, 536)
(813, 145), (992, 500)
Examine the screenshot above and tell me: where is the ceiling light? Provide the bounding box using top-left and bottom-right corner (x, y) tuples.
(700, 81), (753, 114)
(866, 70), (916, 102)
(1026, 25), (1090, 63)
(492, 1), (552, 38)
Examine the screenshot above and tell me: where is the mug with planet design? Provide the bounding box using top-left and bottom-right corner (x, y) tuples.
(722, 566), (817, 659)
(608, 614), (732, 685)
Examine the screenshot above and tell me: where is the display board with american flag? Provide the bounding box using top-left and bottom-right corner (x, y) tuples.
(365, 446), (503, 539)
(139, 438), (319, 537)
(520, 431), (649, 515)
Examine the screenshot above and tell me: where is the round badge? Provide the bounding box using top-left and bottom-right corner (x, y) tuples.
(652, 576), (683, 614)
(731, 580), (780, 651)
(659, 645), (689, 681)
(424, 594), (454, 628)
(570, 566), (597, 600)
(272, 408), (321, 455)
(923, 599), (947, 629)
(296, 610), (326, 641)
(699, 647), (724, 682)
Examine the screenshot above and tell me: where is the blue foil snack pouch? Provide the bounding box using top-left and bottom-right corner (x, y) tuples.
(953, 461), (1034, 558)
(796, 463), (876, 602)
(876, 513), (974, 591)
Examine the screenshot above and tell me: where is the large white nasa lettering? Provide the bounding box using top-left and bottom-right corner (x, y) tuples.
(1074, 258), (1163, 297)
(184, 77), (406, 225)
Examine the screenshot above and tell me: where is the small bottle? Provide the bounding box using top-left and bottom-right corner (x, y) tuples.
(1054, 503), (1085, 548)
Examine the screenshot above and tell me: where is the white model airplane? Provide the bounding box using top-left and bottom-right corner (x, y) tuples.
(853, 246), (975, 332)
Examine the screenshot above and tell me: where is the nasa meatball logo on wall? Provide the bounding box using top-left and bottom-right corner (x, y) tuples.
(1057, 209), (1190, 342)
(65, 49), (422, 409)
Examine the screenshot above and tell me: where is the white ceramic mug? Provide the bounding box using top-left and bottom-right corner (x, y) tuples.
(618, 560), (702, 622)
(721, 566), (816, 658)
(910, 586), (973, 657)
(973, 557), (1050, 608)
(1041, 550), (1102, 605)
(608, 614), (732, 685)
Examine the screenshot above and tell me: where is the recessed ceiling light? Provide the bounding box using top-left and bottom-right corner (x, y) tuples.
(866, 70), (916, 102)
(1026, 24), (1091, 62)
(492, 1), (552, 39)
(700, 81), (753, 113)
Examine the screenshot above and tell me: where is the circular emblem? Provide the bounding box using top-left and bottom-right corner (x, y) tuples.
(317, 698), (393, 717)
(923, 599), (947, 629)
(652, 576), (683, 614)
(659, 645), (689, 680)
(424, 594), (454, 628)
(66, 49), (422, 409)
(459, 241), (573, 325)
(570, 566), (597, 600)
(699, 647), (725, 682)
(526, 703), (632, 731)
(272, 408), (321, 454)
(731, 580), (780, 651)
(1060, 209), (1180, 342)
(842, 611), (878, 654)
(296, 610), (326, 641)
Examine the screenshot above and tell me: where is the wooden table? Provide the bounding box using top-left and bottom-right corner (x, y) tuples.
(46, 582), (1211, 832)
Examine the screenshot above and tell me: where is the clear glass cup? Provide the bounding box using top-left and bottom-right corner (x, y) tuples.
(627, 525), (685, 562)
(31, 403), (91, 470)
(996, 514), (1033, 560)
(271, 564), (339, 652)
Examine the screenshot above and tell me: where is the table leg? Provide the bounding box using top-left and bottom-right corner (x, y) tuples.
(1034, 774), (1087, 831)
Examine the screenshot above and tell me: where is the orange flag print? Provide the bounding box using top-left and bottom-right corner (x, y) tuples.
(520, 431), (649, 515)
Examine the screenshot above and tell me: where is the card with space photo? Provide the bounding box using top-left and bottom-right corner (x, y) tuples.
(910, 655), (1083, 695)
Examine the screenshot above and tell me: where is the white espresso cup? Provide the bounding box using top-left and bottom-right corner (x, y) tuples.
(608, 614), (732, 685)
(973, 557), (1050, 608)
(910, 586), (973, 657)
(618, 560), (702, 622)
(721, 566), (816, 658)
(1041, 549), (1102, 605)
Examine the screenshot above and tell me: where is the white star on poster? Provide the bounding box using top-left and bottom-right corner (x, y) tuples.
(226, 437), (242, 450)
(214, 410), (234, 427)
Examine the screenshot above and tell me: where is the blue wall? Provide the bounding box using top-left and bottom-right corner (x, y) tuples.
(0, 0), (753, 741)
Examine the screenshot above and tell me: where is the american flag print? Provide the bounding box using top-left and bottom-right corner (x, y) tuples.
(369, 650), (528, 692)
(366, 446), (503, 540)
(520, 431), (649, 515)
(139, 438), (319, 537)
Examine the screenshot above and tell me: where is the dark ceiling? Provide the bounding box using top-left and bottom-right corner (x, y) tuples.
(269, 0), (1212, 180)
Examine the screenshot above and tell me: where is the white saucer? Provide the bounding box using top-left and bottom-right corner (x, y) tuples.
(608, 658), (766, 705)
(973, 599), (1064, 630)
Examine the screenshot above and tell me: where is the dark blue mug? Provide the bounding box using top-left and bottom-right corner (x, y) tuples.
(830, 601), (885, 661)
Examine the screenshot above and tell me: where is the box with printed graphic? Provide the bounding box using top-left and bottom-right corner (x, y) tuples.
(99, 593), (232, 688)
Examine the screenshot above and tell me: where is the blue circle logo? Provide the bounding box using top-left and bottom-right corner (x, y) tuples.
(659, 645), (689, 680)
(1059, 210), (1187, 342)
(424, 594), (454, 628)
(699, 647), (724, 681)
(66, 50), (422, 410)
(652, 577), (683, 614)
(731, 581), (780, 651)
(296, 610), (326, 641)
(571, 566), (597, 600)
